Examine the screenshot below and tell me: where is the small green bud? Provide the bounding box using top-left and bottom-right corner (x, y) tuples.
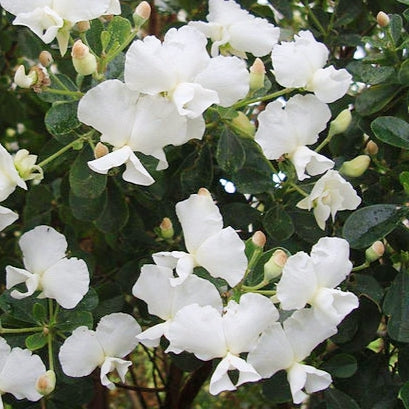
(159, 217), (174, 240)
(230, 112), (255, 138)
(364, 140), (379, 156)
(249, 58), (265, 92)
(340, 155), (370, 178)
(365, 241), (385, 263)
(252, 231), (266, 248)
(329, 109), (352, 136)
(71, 40), (97, 76)
(36, 370), (56, 396)
(133, 1), (151, 28)
(264, 249), (288, 281)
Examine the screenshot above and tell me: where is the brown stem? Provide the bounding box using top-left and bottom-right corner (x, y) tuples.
(163, 363), (183, 409)
(87, 375), (108, 409)
(114, 382), (166, 392)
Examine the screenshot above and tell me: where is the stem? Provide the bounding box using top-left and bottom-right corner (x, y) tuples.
(289, 182), (309, 197)
(233, 88), (294, 109)
(42, 87), (83, 98)
(315, 130), (335, 153)
(48, 300), (55, 371)
(38, 137), (84, 168)
(0, 326), (43, 334)
(254, 290), (276, 296)
(352, 261), (370, 272)
(114, 383), (165, 393)
(242, 280), (270, 292)
(303, 0), (326, 37)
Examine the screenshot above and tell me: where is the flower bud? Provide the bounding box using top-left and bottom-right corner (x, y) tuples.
(133, 1), (151, 27)
(230, 112), (255, 138)
(39, 51), (53, 67)
(252, 231), (266, 248)
(76, 20), (91, 33)
(365, 241), (385, 263)
(159, 217), (174, 239)
(14, 149), (44, 182)
(264, 249), (288, 281)
(71, 40), (97, 76)
(249, 58), (265, 91)
(36, 370), (56, 396)
(329, 109), (352, 136)
(364, 140), (379, 156)
(377, 11), (390, 27)
(198, 187), (211, 197)
(94, 142), (109, 159)
(340, 155), (370, 178)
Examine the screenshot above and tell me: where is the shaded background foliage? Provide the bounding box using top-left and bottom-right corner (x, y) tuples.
(1, 0), (409, 408)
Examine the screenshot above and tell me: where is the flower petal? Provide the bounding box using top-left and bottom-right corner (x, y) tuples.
(276, 252), (317, 310)
(6, 266), (38, 300)
(59, 326), (105, 377)
(291, 146), (334, 181)
(0, 206), (18, 231)
(96, 313), (141, 358)
(176, 192), (223, 253)
(136, 323), (168, 347)
(88, 147), (131, 175)
(0, 348), (45, 401)
(224, 293), (278, 354)
(100, 357), (131, 390)
(166, 304), (226, 360)
(0, 144), (26, 201)
(122, 151), (155, 186)
(54, 0), (112, 22)
(41, 257), (90, 309)
(0, 0), (51, 16)
(195, 227), (247, 287)
(19, 225), (67, 274)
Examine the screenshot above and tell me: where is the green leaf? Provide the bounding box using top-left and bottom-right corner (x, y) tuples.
(398, 60), (409, 84)
(263, 205), (294, 241)
(390, 14), (403, 45)
(400, 381), (409, 408)
(347, 273), (384, 306)
(23, 184), (54, 229)
(95, 179), (129, 233)
(321, 354), (358, 378)
(400, 171), (409, 195)
(371, 116), (409, 149)
(86, 19), (104, 55)
(342, 204), (406, 249)
(325, 388), (360, 409)
(32, 303), (47, 323)
(69, 189), (107, 222)
(56, 311), (93, 332)
(38, 74), (79, 103)
(69, 145), (107, 199)
(266, 0), (292, 19)
(355, 85), (400, 116)
(347, 61), (395, 85)
(398, 0), (409, 5)
(335, 0), (363, 26)
(45, 101), (81, 137)
(216, 128), (246, 173)
(262, 370), (292, 403)
(25, 332), (47, 351)
(106, 16), (132, 54)
(383, 272), (409, 342)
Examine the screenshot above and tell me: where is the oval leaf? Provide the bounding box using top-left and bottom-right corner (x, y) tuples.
(263, 205), (294, 242)
(321, 354), (358, 378)
(216, 128), (246, 173)
(25, 332), (47, 351)
(371, 116), (409, 149)
(45, 101), (81, 137)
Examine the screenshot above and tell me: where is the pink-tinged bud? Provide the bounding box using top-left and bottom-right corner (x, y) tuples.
(159, 217), (174, 239)
(71, 40), (97, 76)
(377, 11), (390, 27)
(340, 155), (371, 178)
(249, 58), (265, 91)
(76, 20), (91, 33)
(198, 187), (211, 197)
(231, 112), (255, 138)
(365, 241), (385, 263)
(36, 370), (56, 396)
(94, 142), (109, 159)
(264, 249), (288, 281)
(365, 140), (379, 156)
(133, 1), (151, 27)
(39, 51), (53, 67)
(252, 231), (266, 248)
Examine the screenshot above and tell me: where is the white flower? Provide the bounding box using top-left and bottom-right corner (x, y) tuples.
(255, 94), (333, 180)
(78, 79), (205, 185)
(272, 31), (352, 103)
(0, 206), (19, 232)
(124, 25), (249, 119)
(276, 237), (359, 325)
(297, 170), (361, 230)
(0, 0), (120, 55)
(0, 143), (26, 202)
(153, 188), (248, 287)
(167, 293), (278, 394)
(6, 225), (90, 309)
(59, 313), (141, 389)
(189, 0), (280, 57)
(247, 309), (336, 404)
(132, 264), (223, 347)
(0, 337), (46, 406)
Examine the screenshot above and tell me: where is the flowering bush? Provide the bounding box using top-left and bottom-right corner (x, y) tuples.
(0, 1), (409, 408)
